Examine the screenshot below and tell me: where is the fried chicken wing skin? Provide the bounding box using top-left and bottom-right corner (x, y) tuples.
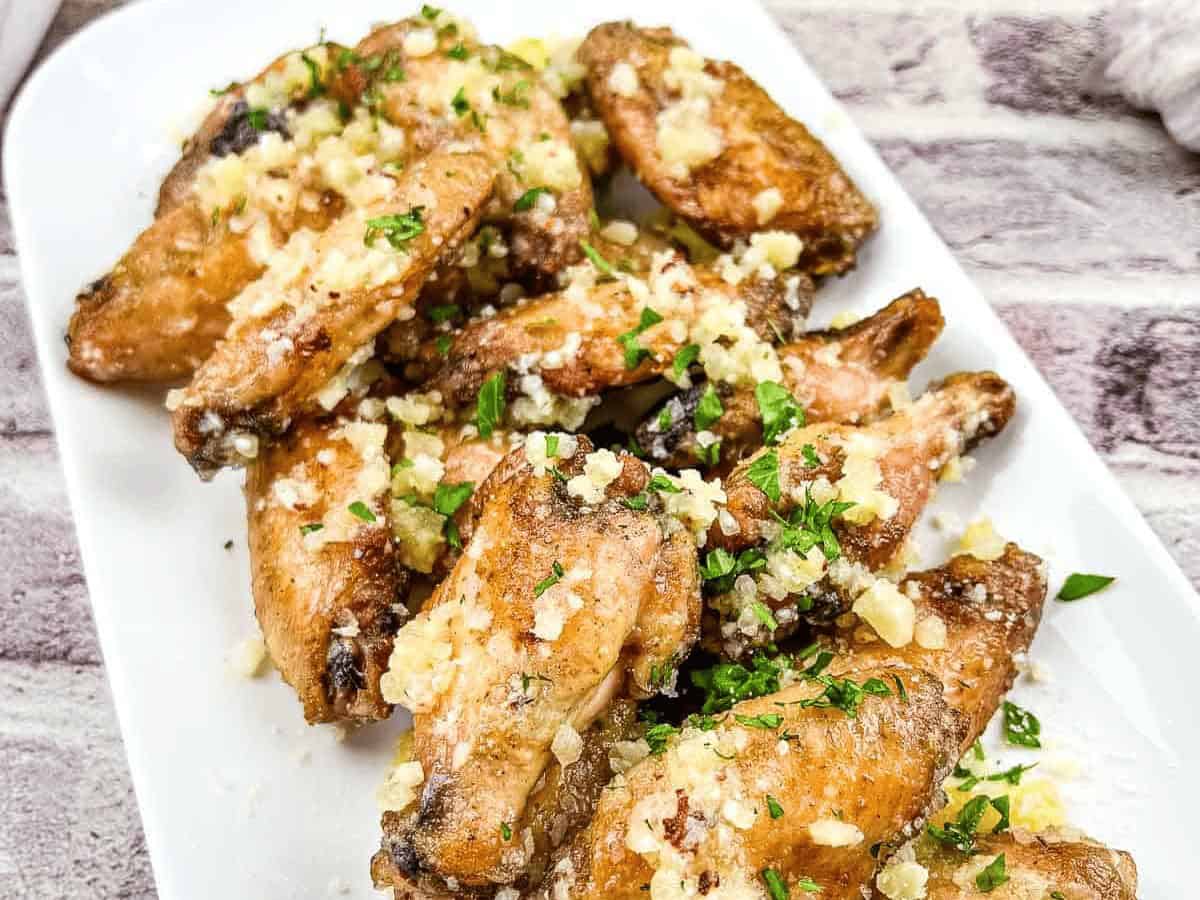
(827, 544), (1047, 752)
(372, 439), (701, 892)
(331, 15), (593, 284)
(532, 666), (964, 900)
(245, 415), (406, 724)
(713, 371), (1016, 563)
(637, 289), (944, 468)
(406, 252), (810, 410)
(578, 22), (877, 275)
(66, 47), (351, 384)
(171, 150), (495, 476)
(896, 832), (1137, 900)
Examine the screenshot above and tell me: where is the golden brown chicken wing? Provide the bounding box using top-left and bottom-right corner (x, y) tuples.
(405, 251), (810, 412)
(245, 414), (405, 724)
(372, 438), (701, 894)
(637, 288), (944, 468)
(578, 22), (877, 275)
(331, 12), (593, 284)
(171, 150), (495, 476)
(66, 46), (353, 383)
(527, 665), (964, 900)
(887, 832), (1137, 900)
(825, 544), (1047, 753)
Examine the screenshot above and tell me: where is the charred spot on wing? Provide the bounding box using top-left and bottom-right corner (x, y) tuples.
(326, 638), (365, 693)
(636, 383), (707, 462)
(209, 100), (291, 157)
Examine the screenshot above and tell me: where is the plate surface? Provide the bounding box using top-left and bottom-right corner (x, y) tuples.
(5, 1), (1196, 897)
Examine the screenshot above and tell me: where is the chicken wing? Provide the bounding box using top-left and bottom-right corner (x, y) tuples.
(636, 289), (944, 468)
(372, 438), (701, 893)
(529, 664), (964, 900)
(245, 414), (406, 724)
(825, 544), (1047, 752)
(405, 251), (811, 413)
(331, 12), (593, 284)
(578, 22), (877, 275)
(171, 150), (495, 476)
(67, 46), (354, 383)
(889, 832), (1137, 900)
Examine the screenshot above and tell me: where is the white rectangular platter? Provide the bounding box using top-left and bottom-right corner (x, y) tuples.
(6, 1), (1197, 897)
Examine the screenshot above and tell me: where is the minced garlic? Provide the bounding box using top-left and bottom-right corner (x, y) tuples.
(608, 61), (640, 97)
(958, 517), (1007, 561)
(852, 579), (915, 648)
(566, 449), (622, 504)
(809, 817), (864, 847)
(376, 760), (424, 811)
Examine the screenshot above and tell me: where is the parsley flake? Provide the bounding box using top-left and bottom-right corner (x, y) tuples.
(756, 381), (805, 445)
(534, 561), (565, 597)
(364, 207), (425, 250)
(1056, 572), (1115, 602)
(745, 450), (782, 503)
(1002, 701), (1042, 748)
(499, 822), (512, 841)
(513, 186), (550, 212)
(433, 481), (474, 518)
(347, 501), (376, 523)
(672, 344), (700, 379)
(475, 371), (507, 438)
(975, 854), (1009, 893)
(695, 384), (724, 430)
(766, 795), (784, 819)
(581, 240), (617, 280)
(298, 522), (324, 536)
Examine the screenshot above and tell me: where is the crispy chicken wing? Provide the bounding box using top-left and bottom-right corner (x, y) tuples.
(406, 252), (811, 411)
(372, 439), (701, 893)
(895, 832), (1137, 900)
(637, 289), (944, 468)
(578, 22), (877, 275)
(66, 46), (352, 383)
(532, 665), (964, 900)
(331, 14), (593, 284)
(171, 150), (494, 476)
(826, 544), (1047, 752)
(245, 414), (406, 724)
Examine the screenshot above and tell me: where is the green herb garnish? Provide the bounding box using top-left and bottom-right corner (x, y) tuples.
(433, 481), (474, 518)
(581, 240), (617, 280)
(1002, 701), (1042, 748)
(745, 450), (781, 503)
(475, 371), (507, 438)
(348, 501), (376, 523)
(766, 795), (784, 819)
(513, 186), (550, 212)
(1056, 573), (1115, 602)
(756, 381), (805, 445)
(975, 854), (1009, 893)
(534, 561), (566, 597)
(672, 344), (700, 380)
(364, 207), (425, 250)
(695, 384), (724, 430)
(298, 522), (324, 536)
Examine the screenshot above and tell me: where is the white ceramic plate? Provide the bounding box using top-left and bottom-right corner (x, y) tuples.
(5, 1), (1196, 897)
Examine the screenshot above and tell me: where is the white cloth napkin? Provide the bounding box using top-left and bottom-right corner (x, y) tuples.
(0, 0), (63, 110)
(1091, 0), (1200, 152)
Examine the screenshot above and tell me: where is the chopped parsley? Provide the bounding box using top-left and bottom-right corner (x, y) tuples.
(533, 561), (565, 597)
(975, 854), (1009, 893)
(451, 86), (470, 116)
(695, 384), (724, 430)
(1051, 893), (1066, 900)
(794, 876), (821, 893)
(435, 334), (453, 357)
(696, 439), (721, 467)
(926, 794), (1009, 853)
(989, 762), (1036, 785)
(734, 712), (783, 730)
(750, 601), (778, 631)
(755, 381), (805, 445)
(771, 486), (854, 562)
(620, 493), (649, 511)
(793, 673), (891, 718)
(300, 52), (325, 98)
(427, 303), (461, 324)
(475, 371), (507, 438)
(766, 795), (784, 819)
(421, 4), (441, 19)
(699, 547), (766, 594)
(761, 868), (788, 900)
(657, 406), (673, 431)
(615, 307), (665, 369)
(446, 42), (468, 60)
(644, 721), (679, 756)
(433, 481), (474, 517)
(672, 344), (700, 379)
(513, 186), (550, 212)
(648, 474), (681, 494)
(246, 107), (270, 130)
(1002, 700), (1042, 748)
(364, 207), (425, 250)
(745, 449), (781, 503)
(347, 501), (376, 523)
(298, 522), (324, 536)
(545, 434), (560, 457)
(801, 443), (820, 468)
(580, 240), (617, 280)
(691, 653), (783, 713)
(1056, 572), (1115, 602)
(499, 822), (512, 841)
(892, 674), (908, 703)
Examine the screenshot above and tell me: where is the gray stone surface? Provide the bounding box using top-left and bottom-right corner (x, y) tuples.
(1, 1), (1196, 896)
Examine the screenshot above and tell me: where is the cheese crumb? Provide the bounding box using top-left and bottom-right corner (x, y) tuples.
(808, 817), (864, 847)
(376, 761), (425, 811)
(600, 220), (639, 246)
(608, 61), (640, 97)
(914, 614), (947, 650)
(852, 580), (916, 648)
(566, 449), (622, 504)
(403, 28), (437, 57)
(230, 636), (268, 678)
(551, 722), (583, 768)
(876, 860), (929, 900)
(751, 187), (784, 225)
(958, 517), (1006, 561)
